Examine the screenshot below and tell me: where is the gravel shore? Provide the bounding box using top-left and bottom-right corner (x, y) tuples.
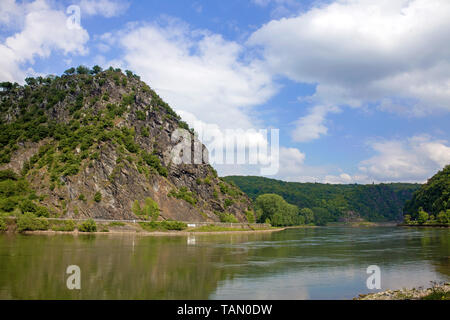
(355, 282), (450, 300)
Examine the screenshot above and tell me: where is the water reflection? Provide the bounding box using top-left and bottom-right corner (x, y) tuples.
(0, 227), (448, 299)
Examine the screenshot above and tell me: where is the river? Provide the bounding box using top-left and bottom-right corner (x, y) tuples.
(0, 226), (448, 299)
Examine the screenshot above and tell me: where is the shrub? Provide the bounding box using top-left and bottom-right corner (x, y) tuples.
(19, 199), (37, 214)
(78, 194), (86, 201)
(51, 220), (75, 231)
(78, 219), (97, 232)
(141, 127), (149, 137)
(35, 206), (50, 218)
(139, 221), (187, 231)
(132, 198), (160, 221)
(142, 152), (168, 177)
(245, 210), (255, 223)
(418, 208), (429, 224)
(218, 212), (238, 223)
(94, 191), (102, 203)
(437, 210), (450, 224)
(0, 169), (18, 181)
(0, 198), (17, 212)
(136, 110), (146, 121)
(0, 217), (7, 231)
(224, 198), (234, 208)
(161, 221), (187, 230)
(404, 214), (412, 224)
(168, 187), (197, 206)
(16, 213), (49, 232)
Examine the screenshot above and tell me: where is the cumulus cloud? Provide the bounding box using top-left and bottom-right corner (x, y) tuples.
(249, 0), (450, 140)
(0, 0), (23, 27)
(0, 0), (89, 82)
(110, 19), (277, 129)
(358, 136), (450, 182)
(292, 105), (340, 142)
(77, 0), (129, 18)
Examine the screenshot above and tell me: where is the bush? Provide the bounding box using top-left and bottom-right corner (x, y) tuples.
(168, 187), (197, 206)
(19, 199), (37, 214)
(139, 221), (187, 231)
(35, 206), (50, 218)
(16, 213), (49, 232)
(132, 198), (160, 221)
(0, 217), (7, 231)
(418, 208), (429, 224)
(245, 210), (255, 223)
(0, 169), (18, 181)
(437, 210), (450, 224)
(78, 219), (97, 232)
(161, 221), (187, 230)
(218, 212), (238, 223)
(51, 220), (75, 231)
(136, 110), (146, 121)
(94, 191), (102, 203)
(0, 198), (17, 212)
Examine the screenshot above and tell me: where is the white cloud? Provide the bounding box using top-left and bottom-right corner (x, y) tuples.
(0, 0), (23, 27)
(78, 0), (129, 18)
(358, 135), (450, 182)
(0, 0), (89, 82)
(249, 0), (450, 140)
(292, 105), (340, 142)
(111, 19), (277, 129)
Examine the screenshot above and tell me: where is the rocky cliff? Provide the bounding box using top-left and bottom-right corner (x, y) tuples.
(0, 66), (252, 222)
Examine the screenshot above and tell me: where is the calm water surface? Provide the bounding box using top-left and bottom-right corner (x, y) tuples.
(0, 227), (448, 299)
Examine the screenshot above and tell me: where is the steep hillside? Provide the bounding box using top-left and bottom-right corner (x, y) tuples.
(403, 165), (450, 219)
(224, 176), (420, 223)
(0, 66), (251, 222)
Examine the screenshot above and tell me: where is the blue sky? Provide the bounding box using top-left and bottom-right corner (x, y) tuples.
(1, 0), (450, 183)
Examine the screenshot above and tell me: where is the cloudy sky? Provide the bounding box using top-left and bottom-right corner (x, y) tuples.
(1, 0), (449, 183)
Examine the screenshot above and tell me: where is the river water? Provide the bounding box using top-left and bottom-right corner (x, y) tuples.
(0, 226), (448, 299)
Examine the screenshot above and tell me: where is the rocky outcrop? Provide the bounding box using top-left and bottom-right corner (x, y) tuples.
(0, 68), (252, 222)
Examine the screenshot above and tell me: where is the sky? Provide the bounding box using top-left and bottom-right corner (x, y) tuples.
(1, 0), (449, 184)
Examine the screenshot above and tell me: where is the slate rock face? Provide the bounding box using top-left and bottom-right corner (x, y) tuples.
(0, 68), (251, 222)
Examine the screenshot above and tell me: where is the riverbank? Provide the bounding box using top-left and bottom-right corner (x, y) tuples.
(398, 223), (449, 228)
(355, 282), (450, 300)
(0, 216), (286, 236)
(20, 227), (286, 237)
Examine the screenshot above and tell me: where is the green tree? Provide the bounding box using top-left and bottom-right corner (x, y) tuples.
(300, 208), (314, 224)
(142, 197), (160, 221)
(255, 194), (299, 226)
(91, 65), (102, 74)
(417, 207), (429, 224)
(437, 210), (449, 224)
(78, 219), (97, 232)
(64, 67), (75, 75)
(404, 214), (412, 224)
(76, 65), (90, 75)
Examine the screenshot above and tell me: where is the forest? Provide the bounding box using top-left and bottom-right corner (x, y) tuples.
(224, 176), (420, 225)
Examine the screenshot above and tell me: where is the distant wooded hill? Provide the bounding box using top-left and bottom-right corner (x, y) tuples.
(223, 176), (421, 224)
